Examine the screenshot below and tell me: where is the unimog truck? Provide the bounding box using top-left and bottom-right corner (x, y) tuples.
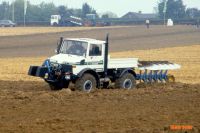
(28, 35), (180, 92)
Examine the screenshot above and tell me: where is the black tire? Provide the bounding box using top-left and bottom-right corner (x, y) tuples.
(48, 80), (69, 90)
(49, 83), (63, 90)
(53, 22), (58, 26)
(115, 73), (136, 89)
(75, 73), (96, 93)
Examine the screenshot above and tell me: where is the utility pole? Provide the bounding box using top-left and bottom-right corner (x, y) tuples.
(24, 0), (27, 27)
(163, 0), (168, 26)
(164, 12), (166, 26)
(12, 0), (15, 22)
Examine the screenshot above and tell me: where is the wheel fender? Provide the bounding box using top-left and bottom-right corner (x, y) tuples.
(77, 68), (100, 88)
(119, 68), (136, 78)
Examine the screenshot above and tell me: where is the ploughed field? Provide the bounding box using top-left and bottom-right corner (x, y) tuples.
(0, 81), (199, 133)
(0, 26), (200, 132)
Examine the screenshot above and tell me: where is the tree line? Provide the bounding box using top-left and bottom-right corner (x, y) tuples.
(158, 0), (200, 19)
(0, 0), (199, 23)
(0, 0), (102, 22)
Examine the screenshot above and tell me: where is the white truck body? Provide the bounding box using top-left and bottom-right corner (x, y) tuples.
(50, 54), (139, 75)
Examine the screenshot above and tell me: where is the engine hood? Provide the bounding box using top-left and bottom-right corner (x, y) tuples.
(49, 54), (85, 64)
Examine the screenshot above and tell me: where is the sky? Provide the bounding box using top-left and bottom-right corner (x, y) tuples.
(4, 0), (200, 17)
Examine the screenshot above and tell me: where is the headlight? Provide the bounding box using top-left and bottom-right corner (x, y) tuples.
(65, 75), (71, 80)
(44, 73), (49, 79)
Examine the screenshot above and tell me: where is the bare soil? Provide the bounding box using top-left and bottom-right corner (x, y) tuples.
(0, 81), (199, 133)
(0, 25), (200, 57)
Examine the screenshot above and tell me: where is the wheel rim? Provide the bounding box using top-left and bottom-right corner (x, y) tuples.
(83, 80), (93, 92)
(123, 79), (132, 89)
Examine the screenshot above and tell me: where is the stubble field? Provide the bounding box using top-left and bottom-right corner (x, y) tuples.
(0, 27), (95, 36)
(0, 45), (200, 84)
(0, 26), (200, 132)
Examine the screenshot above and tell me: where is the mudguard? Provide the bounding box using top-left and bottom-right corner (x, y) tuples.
(119, 68), (136, 78)
(77, 68), (100, 88)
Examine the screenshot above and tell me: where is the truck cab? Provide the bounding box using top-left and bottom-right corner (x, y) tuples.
(50, 38), (105, 73)
(50, 15), (61, 26)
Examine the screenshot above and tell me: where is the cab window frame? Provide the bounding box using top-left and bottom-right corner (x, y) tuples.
(89, 43), (102, 56)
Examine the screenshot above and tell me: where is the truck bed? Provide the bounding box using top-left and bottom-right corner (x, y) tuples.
(108, 58), (139, 69)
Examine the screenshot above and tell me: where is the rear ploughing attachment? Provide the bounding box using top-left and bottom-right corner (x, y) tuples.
(136, 61), (181, 83)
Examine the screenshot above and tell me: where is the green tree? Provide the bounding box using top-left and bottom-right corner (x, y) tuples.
(26, 2), (57, 22)
(81, 3), (96, 18)
(38, 2), (57, 21)
(158, 0), (186, 19)
(26, 2), (41, 22)
(0, 0), (101, 24)
(14, 0), (24, 22)
(186, 8), (200, 18)
(58, 6), (66, 17)
(101, 12), (118, 18)
(68, 8), (82, 17)
(101, 14), (109, 19)
(0, 1), (10, 20)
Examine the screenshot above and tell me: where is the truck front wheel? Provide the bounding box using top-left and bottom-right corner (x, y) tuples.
(48, 81), (69, 90)
(49, 83), (63, 90)
(75, 73), (96, 93)
(53, 22), (58, 26)
(115, 73), (136, 89)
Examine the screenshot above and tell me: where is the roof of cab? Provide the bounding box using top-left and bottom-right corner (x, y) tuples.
(64, 38), (105, 44)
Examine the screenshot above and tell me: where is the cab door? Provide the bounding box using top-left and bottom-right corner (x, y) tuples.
(86, 43), (104, 72)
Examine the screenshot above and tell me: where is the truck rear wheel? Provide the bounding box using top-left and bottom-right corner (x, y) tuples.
(75, 73), (96, 93)
(115, 73), (136, 89)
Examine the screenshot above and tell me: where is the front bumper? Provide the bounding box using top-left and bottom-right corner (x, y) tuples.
(28, 59), (74, 82)
(28, 64), (74, 82)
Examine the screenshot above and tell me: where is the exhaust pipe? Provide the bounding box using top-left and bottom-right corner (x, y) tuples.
(104, 34), (109, 77)
(57, 37), (63, 54)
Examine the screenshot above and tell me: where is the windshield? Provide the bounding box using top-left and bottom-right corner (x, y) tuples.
(60, 40), (88, 56)
(51, 16), (57, 19)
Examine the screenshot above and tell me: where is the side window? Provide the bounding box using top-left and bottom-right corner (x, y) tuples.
(89, 44), (102, 56)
